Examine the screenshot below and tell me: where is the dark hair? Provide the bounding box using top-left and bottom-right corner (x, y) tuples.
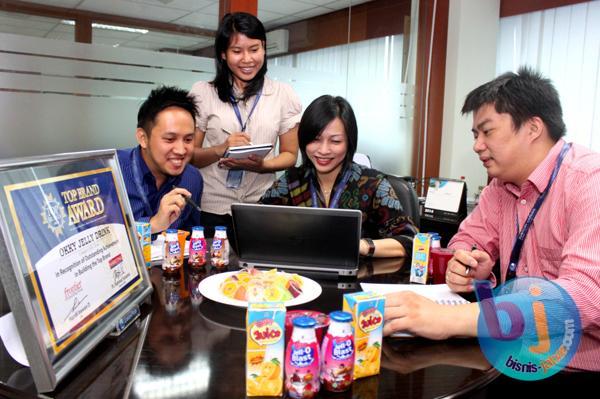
(299, 95), (358, 169)
(461, 66), (566, 141)
(137, 85), (199, 134)
(212, 12), (267, 103)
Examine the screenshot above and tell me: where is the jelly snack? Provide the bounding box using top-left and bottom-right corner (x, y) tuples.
(220, 268), (303, 303)
(246, 302), (286, 396)
(342, 292), (385, 379)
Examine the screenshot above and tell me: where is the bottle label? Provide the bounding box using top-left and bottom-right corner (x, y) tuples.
(168, 241), (180, 255)
(212, 239), (223, 250)
(290, 345), (316, 368)
(191, 239), (205, 251)
(332, 338), (354, 360)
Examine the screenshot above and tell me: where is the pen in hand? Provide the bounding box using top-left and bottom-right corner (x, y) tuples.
(221, 127), (252, 145)
(466, 245), (477, 276)
(172, 185), (202, 214)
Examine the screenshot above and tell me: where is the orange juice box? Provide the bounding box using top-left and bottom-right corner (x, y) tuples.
(343, 292), (385, 379)
(410, 233), (432, 284)
(135, 221), (151, 268)
(246, 302), (286, 396)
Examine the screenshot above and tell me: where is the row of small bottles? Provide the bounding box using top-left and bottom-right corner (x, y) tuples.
(286, 311), (354, 398)
(163, 225), (229, 274)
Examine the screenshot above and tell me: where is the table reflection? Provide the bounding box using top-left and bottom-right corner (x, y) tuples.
(127, 258), (497, 399)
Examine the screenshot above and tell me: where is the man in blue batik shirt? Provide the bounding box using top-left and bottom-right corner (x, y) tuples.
(118, 86), (202, 233)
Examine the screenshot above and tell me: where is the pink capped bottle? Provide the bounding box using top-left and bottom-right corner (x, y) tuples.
(320, 311), (354, 392)
(162, 229), (182, 276)
(285, 316), (320, 399)
(210, 226), (229, 268)
(188, 226), (207, 269)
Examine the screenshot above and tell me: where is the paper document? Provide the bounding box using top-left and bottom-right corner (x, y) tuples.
(360, 283), (469, 337)
(224, 144), (273, 159)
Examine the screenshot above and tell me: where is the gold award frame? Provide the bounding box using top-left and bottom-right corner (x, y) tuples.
(0, 150), (152, 393)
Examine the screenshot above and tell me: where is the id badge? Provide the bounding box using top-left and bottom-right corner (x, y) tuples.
(226, 169), (244, 189)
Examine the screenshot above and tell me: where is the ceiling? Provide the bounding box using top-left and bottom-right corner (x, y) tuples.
(0, 0), (372, 52)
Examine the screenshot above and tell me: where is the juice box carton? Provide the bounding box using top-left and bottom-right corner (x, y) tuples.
(410, 233), (432, 284)
(135, 221), (151, 268)
(246, 302), (286, 396)
(343, 292), (385, 379)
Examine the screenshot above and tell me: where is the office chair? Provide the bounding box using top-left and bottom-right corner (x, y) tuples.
(386, 175), (420, 228)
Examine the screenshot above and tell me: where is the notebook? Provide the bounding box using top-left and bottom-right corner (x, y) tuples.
(231, 203), (362, 276)
(360, 283), (470, 337)
(224, 143), (273, 159)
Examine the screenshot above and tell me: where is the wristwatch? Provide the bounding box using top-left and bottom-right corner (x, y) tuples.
(363, 238), (376, 257)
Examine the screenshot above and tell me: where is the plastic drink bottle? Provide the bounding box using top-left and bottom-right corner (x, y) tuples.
(320, 311), (354, 392)
(210, 226), (229, 267)
(189, 226), (207, 269)
(285, 316), (320, 399)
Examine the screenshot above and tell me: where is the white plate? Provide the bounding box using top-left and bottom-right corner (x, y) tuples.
(198, 271), (322, 308)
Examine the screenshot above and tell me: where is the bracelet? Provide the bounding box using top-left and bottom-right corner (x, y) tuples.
(364, 238), (376, 257)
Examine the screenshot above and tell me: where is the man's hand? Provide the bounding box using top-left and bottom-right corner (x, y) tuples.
(446, 248), (494, 293)
(149, 187), (191, 233)
(383, 291), (453, 340)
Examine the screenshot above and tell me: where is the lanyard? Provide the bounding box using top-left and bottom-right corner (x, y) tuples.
(131, 149), (154, 217)
(505, 142), (572, 281)
(310, 168), (352, 209)
(230, 88), (262, 132)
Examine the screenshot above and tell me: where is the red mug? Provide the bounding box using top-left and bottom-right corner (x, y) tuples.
(429, 248), (455, 284)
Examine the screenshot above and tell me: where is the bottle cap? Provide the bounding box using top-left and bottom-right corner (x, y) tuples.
(215, 226), (226, 231)
(166, 228), (178, 234)
(292, 316), (316, 328)
(192, 226), (204, 231)
(329, 311), (352, 323)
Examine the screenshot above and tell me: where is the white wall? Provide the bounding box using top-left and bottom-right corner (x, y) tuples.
(440, 0), (500, 197)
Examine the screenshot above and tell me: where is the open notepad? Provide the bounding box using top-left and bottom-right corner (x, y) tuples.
(360, 283), (469, 337)
(224, 143), (273, 159)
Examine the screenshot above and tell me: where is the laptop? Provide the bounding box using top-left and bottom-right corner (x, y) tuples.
(231, 203), (361, 276)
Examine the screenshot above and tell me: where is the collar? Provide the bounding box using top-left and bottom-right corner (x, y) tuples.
(134, 146), (153, 180)
(503, 139), (566, 196)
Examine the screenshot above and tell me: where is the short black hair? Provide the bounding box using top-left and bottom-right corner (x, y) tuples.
(299, 95), (358, 169)
(137, 86), (199, 134)
(461, 66), (566, 141)
(212, 12), (267, 103)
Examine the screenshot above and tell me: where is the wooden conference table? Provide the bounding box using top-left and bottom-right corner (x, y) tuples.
(0, 256), (500, 398)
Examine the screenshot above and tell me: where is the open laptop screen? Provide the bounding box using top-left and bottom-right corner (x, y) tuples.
(231, 204), (361, 276)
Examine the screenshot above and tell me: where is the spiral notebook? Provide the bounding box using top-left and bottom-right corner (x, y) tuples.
(360, 283), (469, 337)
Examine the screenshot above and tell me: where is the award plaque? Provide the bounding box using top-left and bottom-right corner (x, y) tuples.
(0, 149), (152, 392)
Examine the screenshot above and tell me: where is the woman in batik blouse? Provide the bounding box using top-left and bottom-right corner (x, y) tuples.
(260, 95), (417, 257)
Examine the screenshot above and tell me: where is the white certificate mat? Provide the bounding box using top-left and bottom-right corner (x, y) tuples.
(35, 223), (137, 340)
(424, 179), (465, 213)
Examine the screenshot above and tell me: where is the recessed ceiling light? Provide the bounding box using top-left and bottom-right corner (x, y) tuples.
(61, 20), (148, 34)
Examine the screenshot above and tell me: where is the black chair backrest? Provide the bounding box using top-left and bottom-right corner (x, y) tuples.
(386, 175), (420, 228)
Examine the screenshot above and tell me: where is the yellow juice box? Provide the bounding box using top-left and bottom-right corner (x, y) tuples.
(246, 302), (286, 396)
(135, 221), (151, 268)
(343, 292), (385, 379)
(410, 233), (432, 284)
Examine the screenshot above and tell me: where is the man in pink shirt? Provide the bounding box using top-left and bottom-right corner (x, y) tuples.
(383, 67), (600, 371)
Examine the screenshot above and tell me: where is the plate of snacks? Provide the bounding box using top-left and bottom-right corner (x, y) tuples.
(198, 268), (322, 307)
